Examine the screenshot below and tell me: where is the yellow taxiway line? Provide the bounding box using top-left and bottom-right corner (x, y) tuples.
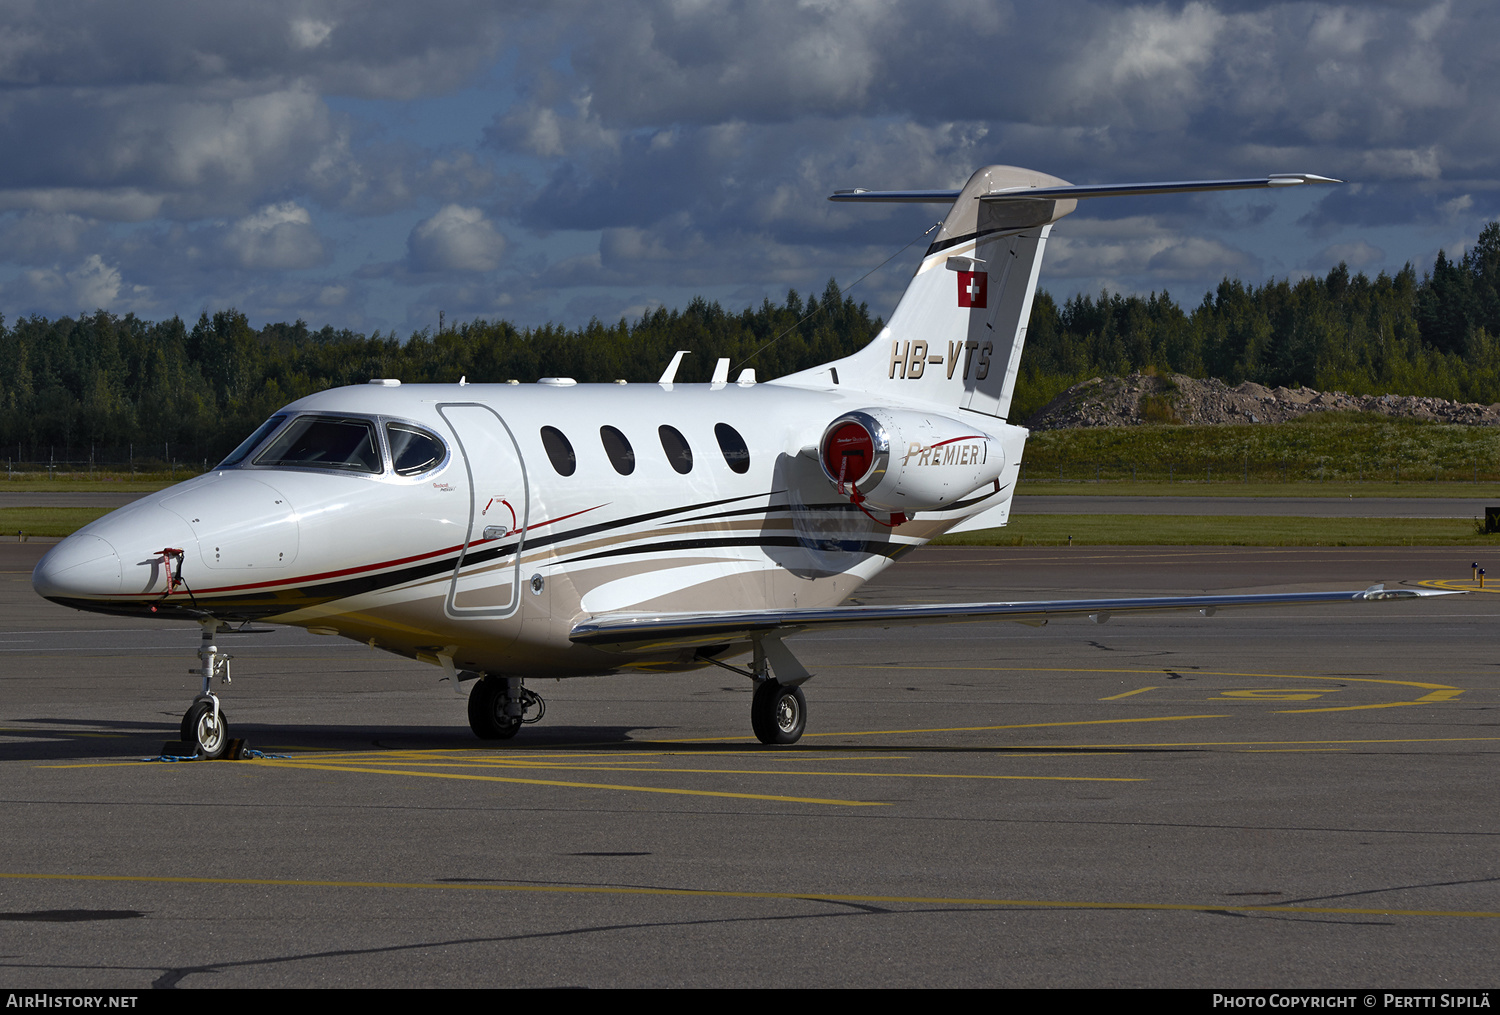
(234, 759), (890, 807)
(654, 713), (1230, 743)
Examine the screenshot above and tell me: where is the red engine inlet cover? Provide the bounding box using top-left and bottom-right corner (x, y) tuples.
(822, 421), (875, 490)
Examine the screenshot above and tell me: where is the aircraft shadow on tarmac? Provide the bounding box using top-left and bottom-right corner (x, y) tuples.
(0, 717), (1201, 761)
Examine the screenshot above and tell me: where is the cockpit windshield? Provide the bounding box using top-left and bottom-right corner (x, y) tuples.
(217, 415), (286, 468)
(254, 416), (383, 473)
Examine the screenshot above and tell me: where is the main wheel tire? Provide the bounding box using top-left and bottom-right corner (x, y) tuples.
(181, 701), (230, 759)
(751, 680), (806, 745)
(467, 677), (521, 740)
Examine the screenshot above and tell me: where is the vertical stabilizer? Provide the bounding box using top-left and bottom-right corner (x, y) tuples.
(777, 165), (1077, 420)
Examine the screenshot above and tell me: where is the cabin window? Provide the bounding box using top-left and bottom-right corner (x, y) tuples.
(658, 425), (693, 474)
(218, 415), (286, 468)
(255, 416), (383, 474)
(540, 426), (577, 476)
(600, 425), (635, 475)
(387, 423), (446, 476)
(715, 423), (750, 474)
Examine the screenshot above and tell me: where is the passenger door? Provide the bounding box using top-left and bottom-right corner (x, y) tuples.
(437, 402), (530, 620)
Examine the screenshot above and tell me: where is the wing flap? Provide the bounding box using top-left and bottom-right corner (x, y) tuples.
(570, 585), (1457, 652)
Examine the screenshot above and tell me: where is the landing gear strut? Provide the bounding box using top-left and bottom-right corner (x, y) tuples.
(181, 618), (234, 758)
(700, 635), (813, 745)
(467, 675), (545, 740)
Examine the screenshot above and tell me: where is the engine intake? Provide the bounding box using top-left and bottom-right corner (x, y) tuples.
(818, 408), (1005, 515)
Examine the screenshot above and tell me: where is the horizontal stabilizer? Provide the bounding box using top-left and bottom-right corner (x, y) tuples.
(572, 586), (1457, 652)
(828, 174), (1340, 204)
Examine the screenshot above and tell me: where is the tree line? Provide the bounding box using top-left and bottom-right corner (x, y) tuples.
(0, 280), (874, 466)
(3, 226), (1499, 466)
(1012, 222), (1500, 420)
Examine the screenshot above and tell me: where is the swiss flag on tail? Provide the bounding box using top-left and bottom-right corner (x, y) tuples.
(957, 270), (987, 308)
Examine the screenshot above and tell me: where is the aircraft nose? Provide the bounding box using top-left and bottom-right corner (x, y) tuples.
(32, 533), (123, 600)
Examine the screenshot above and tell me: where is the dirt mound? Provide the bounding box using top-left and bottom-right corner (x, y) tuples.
(1022, 373), (1500, 430)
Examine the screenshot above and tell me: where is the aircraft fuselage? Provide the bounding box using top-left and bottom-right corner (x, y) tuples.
(33, 378), (1022, 678)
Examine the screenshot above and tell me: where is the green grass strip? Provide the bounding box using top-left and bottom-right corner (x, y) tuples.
(1016, 480), (1500, 499)
(0, 507), (112, 538)
(938, 513), (1500, 547)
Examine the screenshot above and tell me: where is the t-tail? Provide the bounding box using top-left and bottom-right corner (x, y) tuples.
(780, 164), (1340, 422)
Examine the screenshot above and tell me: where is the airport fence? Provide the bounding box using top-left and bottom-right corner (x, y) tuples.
(4, 457), (209, 481)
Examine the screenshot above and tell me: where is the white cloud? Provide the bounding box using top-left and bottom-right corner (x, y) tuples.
(290, 18), (335, 50)
(225, 202), (326, 270)
(407, 205), (506, 272)
(1045, 215), (1261, 285)
(13, 254), (150, 312)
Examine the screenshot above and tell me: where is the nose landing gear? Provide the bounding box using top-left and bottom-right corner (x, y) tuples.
(175, 618), (236, 759)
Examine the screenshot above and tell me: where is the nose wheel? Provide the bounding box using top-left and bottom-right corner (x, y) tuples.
(751, 680), (806, 745)
(182, 699), (231, 759)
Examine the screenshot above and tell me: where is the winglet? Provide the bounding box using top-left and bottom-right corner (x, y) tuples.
(1358, 584), (1462, 600)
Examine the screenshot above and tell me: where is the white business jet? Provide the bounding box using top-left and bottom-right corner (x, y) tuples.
(32, 164), (1447, 757)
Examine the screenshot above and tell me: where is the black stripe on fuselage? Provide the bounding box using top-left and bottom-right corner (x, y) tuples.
(54, 483), (983, 619)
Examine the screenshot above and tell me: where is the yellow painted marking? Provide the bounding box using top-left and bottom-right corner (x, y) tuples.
(1277, 701), (1432, 714)
(853, 664), (1460, 692)
(1241, 748), (1349, 753)
(854, 664), (1465, 713)
(1215, 689), (1341, 701)
(1418, 690), (1465, 701)
(1099, 686), (1159, 700)
(1420, 578), (1500, 595)
(251, 758), (1144, 783)
(652, 713), (1229, 743)
(249, 760), (887, 807)
(0, 872), (1494, 920)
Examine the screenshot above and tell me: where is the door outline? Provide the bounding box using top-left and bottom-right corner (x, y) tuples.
(438, 402), (530, 620)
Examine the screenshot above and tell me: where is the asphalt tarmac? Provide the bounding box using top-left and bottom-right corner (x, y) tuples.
(1, 541), (1496, 988)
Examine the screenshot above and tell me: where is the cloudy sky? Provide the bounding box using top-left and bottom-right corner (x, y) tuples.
(0, 0), (1494, 334)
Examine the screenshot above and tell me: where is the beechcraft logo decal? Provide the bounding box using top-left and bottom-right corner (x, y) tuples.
(957, 270), (987, 308)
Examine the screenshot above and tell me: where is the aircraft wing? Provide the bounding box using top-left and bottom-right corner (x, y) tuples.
(570, 585), (1455, 653)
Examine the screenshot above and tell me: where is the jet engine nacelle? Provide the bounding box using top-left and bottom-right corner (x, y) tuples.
(818, 408), (1005, 512)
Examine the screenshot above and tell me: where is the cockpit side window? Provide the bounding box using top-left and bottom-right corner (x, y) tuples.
(218, 415), (286, 468)
(387, 422), (446, 476)
(255, 416), (383, 473)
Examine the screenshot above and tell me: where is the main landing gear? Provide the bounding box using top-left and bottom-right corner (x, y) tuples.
(702, 635), (813, 745)
(466, 674), (546, 740)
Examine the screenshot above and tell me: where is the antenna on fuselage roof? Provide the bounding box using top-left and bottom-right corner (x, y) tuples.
(658, 349), (691, 384)
(731, 219), (942, 373)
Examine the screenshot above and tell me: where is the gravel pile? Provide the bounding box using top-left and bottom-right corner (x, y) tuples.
(1023, 373), (1500, 430)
